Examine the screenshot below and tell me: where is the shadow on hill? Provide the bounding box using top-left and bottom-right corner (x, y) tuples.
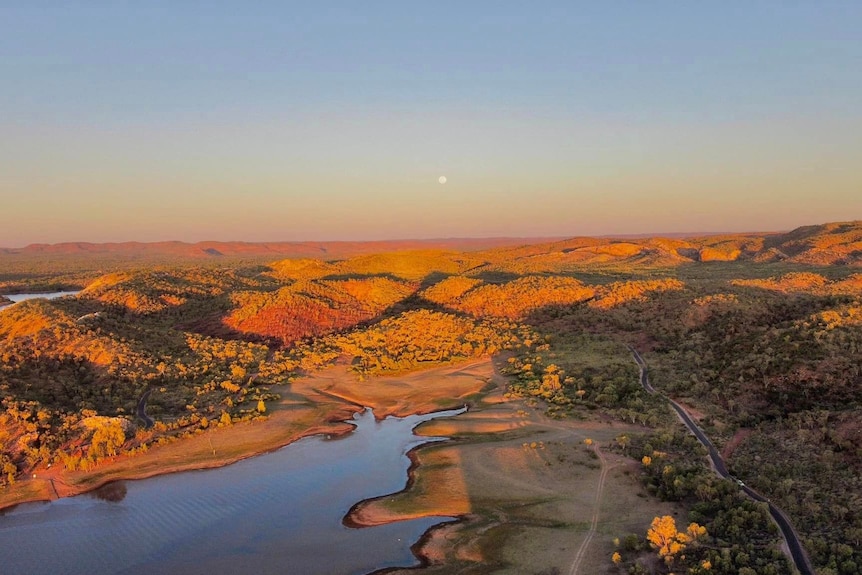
(469, 271), (520, 284)
(419, 271), (453, 290)
(51, 296), (113, 318)
(179, 313), (284, 348)
(315, 269), (455, 290)
(173, 270), (478, 350)
(2, 352), (141, 416)
(320, 272), (408, 283)
(56, 290), (279, 364)
(163, 292), (286, 347)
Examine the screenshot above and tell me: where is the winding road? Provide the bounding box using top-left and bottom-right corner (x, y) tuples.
(136, 388), (155, 429)
(628, 346), (815, 575)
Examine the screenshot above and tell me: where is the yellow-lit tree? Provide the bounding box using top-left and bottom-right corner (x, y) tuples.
(646, 515), (706, 564)
(90, 421), (126, 459)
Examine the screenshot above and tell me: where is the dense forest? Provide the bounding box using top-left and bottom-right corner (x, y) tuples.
(1, 221), (861, 573)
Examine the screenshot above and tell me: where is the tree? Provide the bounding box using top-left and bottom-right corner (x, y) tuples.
(616, 434), (630, 453)
(646, 515), (706, 564)
(90, 421), (126, 459)
(219, 411), (232, 426)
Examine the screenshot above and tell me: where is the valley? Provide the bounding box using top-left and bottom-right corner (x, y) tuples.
(1, 221), (861, 574)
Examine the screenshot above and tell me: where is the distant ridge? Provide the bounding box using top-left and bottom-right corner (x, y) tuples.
(0, 237), (564, 260)
(466, 221), (862, 271)
(2, 221), (860, 267)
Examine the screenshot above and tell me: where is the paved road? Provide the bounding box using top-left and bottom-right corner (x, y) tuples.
(136, 388), (155, 429)
(627, 346), (815, 575)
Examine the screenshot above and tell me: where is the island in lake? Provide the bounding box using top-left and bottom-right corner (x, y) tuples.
(1, 221), (860, 574)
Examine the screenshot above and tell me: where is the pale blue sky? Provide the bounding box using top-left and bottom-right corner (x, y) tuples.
(1, 2), (860, 245)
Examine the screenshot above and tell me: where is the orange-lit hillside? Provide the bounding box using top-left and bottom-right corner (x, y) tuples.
(460, 221), (862, 271)
(0, 299), (138, 367)
(590, 278), (686, 309)
(266, 259), (337, 281)
(0, 293), (291, 480)
(267, 249), (481, 282)
(329, 309), (523, 374)
(421, 275), (686, 318)
(471, 238), (687, 274)
(225, 277), (416, 345)
(761, 221), (862, 265)
(329, 250), (481, 281)
(731, 272), (862, 295)
(422, 276), (596, 319)
(79, 269), (273, 314)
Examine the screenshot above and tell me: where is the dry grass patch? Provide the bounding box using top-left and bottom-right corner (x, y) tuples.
(381, 389), (681, 575)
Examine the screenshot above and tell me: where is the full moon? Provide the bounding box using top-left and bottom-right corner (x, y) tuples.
(438, 176), (447, 184)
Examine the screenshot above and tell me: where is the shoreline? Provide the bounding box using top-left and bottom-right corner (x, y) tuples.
(344, 434), (463, 529)
(350, 440), (474, 575)
(345, 379), (682, 575)
(0, 359), (495, 513)
(1, 356), (679, 575)
(0, 405), (360, 513)
(367, 518), (465, 575)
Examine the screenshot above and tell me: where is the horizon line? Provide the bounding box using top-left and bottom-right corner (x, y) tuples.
(0, 229), (797, 252)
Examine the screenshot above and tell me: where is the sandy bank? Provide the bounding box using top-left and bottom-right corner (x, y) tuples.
(0, 358), (495, 511)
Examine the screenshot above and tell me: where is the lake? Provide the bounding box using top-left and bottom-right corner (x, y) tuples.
(0, 407), (465, 575)
(1, 291), (80, 307)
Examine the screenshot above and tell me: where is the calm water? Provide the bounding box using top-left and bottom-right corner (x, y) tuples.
(0, 407), (464, 575)
(2, 291), (80, 306)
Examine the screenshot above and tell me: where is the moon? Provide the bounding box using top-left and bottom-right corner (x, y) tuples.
(438, 176), (447, 184)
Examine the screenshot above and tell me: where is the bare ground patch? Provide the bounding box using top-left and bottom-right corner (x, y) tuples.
(357, 383), (681, 575)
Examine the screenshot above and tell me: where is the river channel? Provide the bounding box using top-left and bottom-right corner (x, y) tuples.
(0, 407), (465, 575)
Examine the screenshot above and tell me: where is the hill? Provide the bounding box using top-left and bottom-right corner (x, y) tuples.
(3, 222), (860, 296)
(2, 219), (862, 573)
(467, 221), (862, 273)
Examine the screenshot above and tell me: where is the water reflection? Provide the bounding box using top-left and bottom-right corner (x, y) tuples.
(90, 481), (127, 503)
(0, 407), (465, 575)
(1, 291), (80, 309)
(4, 291), (80, 303)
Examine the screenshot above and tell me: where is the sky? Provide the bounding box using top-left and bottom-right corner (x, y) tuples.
(1, 2), (860, 246)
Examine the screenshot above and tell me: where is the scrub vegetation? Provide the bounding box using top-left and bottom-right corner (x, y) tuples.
(1, 220), (861, 574)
